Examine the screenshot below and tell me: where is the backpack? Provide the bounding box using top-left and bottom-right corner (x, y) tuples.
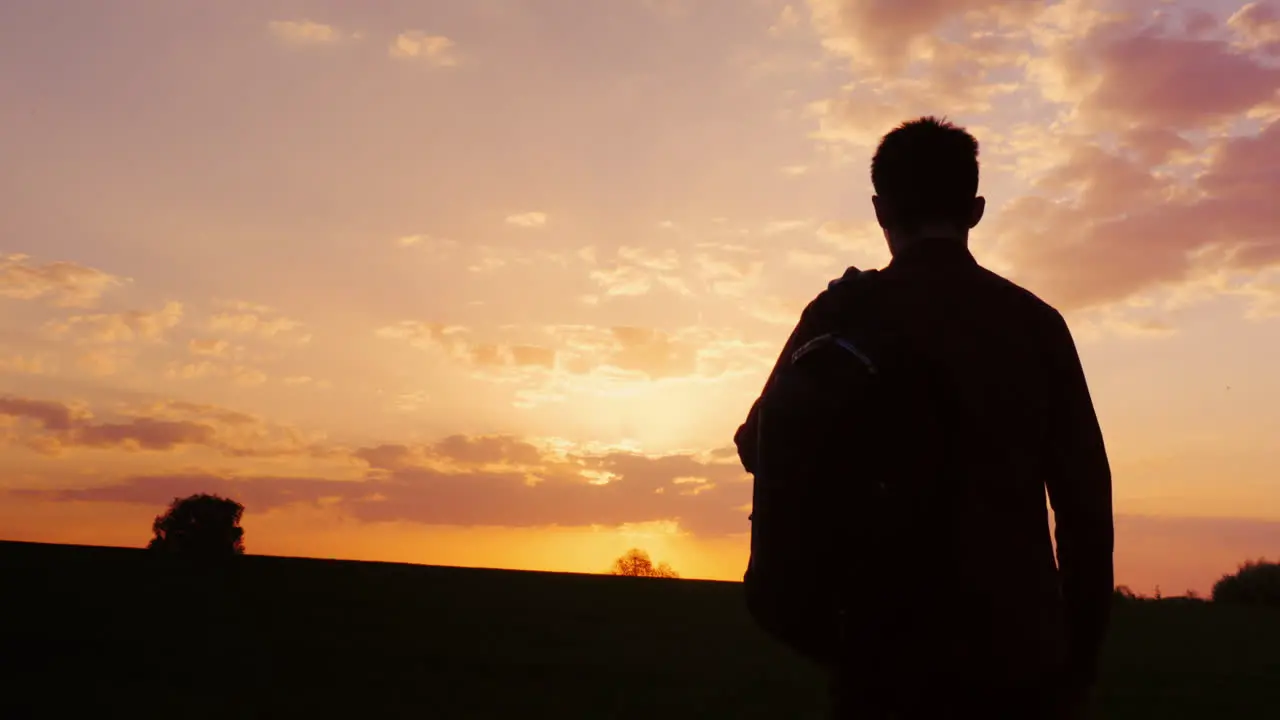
(742, 268), (968, 667)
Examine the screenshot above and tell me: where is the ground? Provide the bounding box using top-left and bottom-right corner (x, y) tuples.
(3, 541), (1278, 718)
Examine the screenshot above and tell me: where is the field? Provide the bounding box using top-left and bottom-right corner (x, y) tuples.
(3, 541), (1279, 719)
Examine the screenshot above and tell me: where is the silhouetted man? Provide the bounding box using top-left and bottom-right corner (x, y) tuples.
(735, 117), (1114, 719)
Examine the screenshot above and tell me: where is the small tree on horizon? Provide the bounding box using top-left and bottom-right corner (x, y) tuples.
(148, 493), (246, 559)
(610, 548), (679, 579)
(1113, 585), (1138, 601)
(1212, 559), (1280, 608)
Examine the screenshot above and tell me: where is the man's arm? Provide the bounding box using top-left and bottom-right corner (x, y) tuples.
(734, 267), (863, 474)
(1043, 311), (1115, 694)
(734, 303), (817, 475)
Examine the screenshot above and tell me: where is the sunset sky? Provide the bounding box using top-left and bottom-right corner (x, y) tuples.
(2, 0), (1279, 595)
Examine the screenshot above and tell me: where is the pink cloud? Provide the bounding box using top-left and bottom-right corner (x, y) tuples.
(808, 0), (1037, 71)
(1064, 25), (1280, 130)
(0, 395), (312, 456)
(997, 117), (1280, 311)
(16, 444), (754, 537)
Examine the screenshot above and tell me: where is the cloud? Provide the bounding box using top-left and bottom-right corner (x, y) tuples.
(168, 335), (271, 387)
(166, 361), (268, 387)
(993, 115), (1280, 312)
(583, 246), (691, 298)
(467, 246), (516, 273)
(807, 0), (1034, 72)
(805, 1), (1280, 316)
(397, 234), (458, 251)
(1229, 2), (1280, 53)
(76, 348), (133, 377)
(505, 212), (548, 228)
(770, 4), (803, 36)
(376, 321), (771, 388)
(0, 396), (83, 430)
(0, 395), (211, 453)
(208, 301), (309, 343)
(692, 250), (764, 298)
(188, 338), (231, 357)
(0, 355), (54, 375)
(18, 435), (755, 537)
(267, 20), (351, 46)
(1070, 302), (1180, 343)
(44, 301), (183, 344)
(786, 249), (840, 274)
(0, 395), (317, 457)
(759, 219), (813, 236)
(1027, 11), (1280, 132)
(389, 32), (459, 67)
(808, 56), (1020, 148)
(0, 254), (123, 307)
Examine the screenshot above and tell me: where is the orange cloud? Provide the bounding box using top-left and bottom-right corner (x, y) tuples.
(1228, 2), (1280, 53)
(389, 31), (459, 66)
(0, 254), (123, 307)
(187, 338), (232, 357)
(0, 395), (211, 453)
(376, 321), (768, 385)
(805, 2), (1280, 316)
(208, 300), (308, 342)
(75, 347), (134, 377)
(0, 395), (318, 457)
(0, 355), (54, 376)
(505, 212), (548, 228)
(165, 360), (268, 387)
(397, 234), (459, 251)
(587, 246), (688, 297)
(44, 301), (183, 343)
(1032, 15), (1280, 131)
(995, 116), (1280, 312)
(583, 243), (777, 300)
(16, 438), (754, 537)
(267, 20), (351, 46)
(0, 396), (83, 430)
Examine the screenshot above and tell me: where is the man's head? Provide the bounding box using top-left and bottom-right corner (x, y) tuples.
(870, 116), (984, 251)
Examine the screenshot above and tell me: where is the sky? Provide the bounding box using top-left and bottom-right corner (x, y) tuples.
(1, 0), (1279, 595)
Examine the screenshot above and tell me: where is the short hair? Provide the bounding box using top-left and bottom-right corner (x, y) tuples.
(870, 116), (980, 226)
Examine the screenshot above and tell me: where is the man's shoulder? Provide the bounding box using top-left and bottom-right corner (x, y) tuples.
(826, 265), (869, 290)
(799, 266), (870, 317)
(975, 265), (1067, 328)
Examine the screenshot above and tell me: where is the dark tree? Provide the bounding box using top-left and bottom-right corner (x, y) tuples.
(1113, 585), (1138, 602)
(610, 548), (679, 578)
(1212, 559), (1280, 608)
(148, 493), (245, 559)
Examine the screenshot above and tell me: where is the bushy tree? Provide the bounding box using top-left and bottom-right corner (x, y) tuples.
(1113, 585), (1138, 601)
(610, 548), (679, 578)
(1212, 559), (1280, 608)
(148, 493), (245, 559)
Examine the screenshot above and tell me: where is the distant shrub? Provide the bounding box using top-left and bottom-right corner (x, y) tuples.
(1211, 559), (1280, 608)
(1113, 585), (1139, 602)
(148, 493), (245, 560)
(610, 548), (679, 579)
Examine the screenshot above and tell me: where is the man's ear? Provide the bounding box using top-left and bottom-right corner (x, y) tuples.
(872, 195), (889, 229)
(969, 196), (986, 229)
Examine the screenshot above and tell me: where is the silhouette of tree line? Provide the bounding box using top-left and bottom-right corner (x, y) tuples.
(149, 492), (1280, 608)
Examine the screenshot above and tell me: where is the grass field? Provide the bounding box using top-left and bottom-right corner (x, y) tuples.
(3, 541), (1278, 719)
